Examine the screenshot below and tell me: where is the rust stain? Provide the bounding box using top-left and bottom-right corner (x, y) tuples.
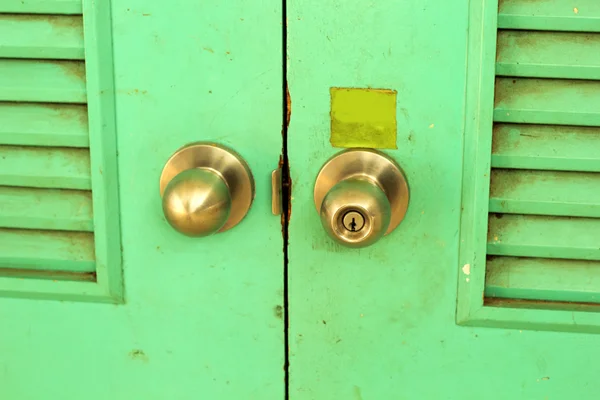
(45, 15), (83, 29)
(0, 268), (95, 282)
(116, 89), (148, 95)
(484, 297), (600, 313)
(286, 83), (292, 128)
(203, 47), (215, 53)
(57, 60), (86, 81)
(142, 13), (151, 16)
(0, 14), (82, 29)
(45, 104), (89, 128)
(129, 349), (149, 363)
(274, 305), (283, 319)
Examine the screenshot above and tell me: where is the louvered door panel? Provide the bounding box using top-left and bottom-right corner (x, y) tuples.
(485, 1), (600, 305)
(0, 1), (122, 301)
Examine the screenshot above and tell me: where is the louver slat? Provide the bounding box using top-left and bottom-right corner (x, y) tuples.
(487, 214), (600, 261)
(498, 0), (600, 32)
(486, 257), (600, 304)
(0, 146), (91, 189)
(0, 0), (82, 15)
(0, 103), (88, 147)
(489, 169), (600, 218)
(0, 14), (84, 59)
(496, 30), (600, 80)
(494, 78), (600, 126)
(0, 59), (86, 103)
(491, 124), (600, 172)
(0, 228), (95, 272)
(0, 186), (93, 231)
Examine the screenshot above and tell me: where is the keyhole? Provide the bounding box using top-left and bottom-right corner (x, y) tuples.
(349, 217), (357, 231)
(341, 211), (365, 232)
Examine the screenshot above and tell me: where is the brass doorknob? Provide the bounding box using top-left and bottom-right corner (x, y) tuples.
(314, 149), (409, 248)
(159, 142), (254, 237)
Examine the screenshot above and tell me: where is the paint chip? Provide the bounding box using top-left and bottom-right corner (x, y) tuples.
(429, 124), (435, 129)
(462, 264), (471, 276)
(574, 7), (579, 14)
(466, 277), (470, 283)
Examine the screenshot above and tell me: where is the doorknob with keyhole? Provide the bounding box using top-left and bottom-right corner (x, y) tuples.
(160, 142), (255, 237)
(314, 149), (410, 248)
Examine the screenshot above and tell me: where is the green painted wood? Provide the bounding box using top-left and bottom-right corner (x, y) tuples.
(80, 0), (122, 299)
(466, 305), (600, 333)
(0, 0), (82, 14)
(498, 0), (600, 32)
(0, 60), (86, 103)
(459, 0), (600, 340)
(0, 146), (91, 189)
(0, 268), (94, 282)
(0, 103), (89, 147)
(0, 187), (93, 231)
(486, 256), (600, 303)
(494, 78), (600, 126)
(0, 15), (84, 60)
(0, 228), (95, 272)
(455, 0), (499, 328)
(491, 124), (600, 172)
(496, 30), (600, 80)
(489, 169), (600, 217)
(488, 214), (600, 260)
(0, 0), (284, 399)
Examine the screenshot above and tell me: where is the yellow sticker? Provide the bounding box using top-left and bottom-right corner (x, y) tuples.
(330, 87), (397, 149)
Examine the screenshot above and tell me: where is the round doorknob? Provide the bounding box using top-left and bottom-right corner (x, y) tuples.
(159, 142), (254, 237)
(314, 149), (409, 248)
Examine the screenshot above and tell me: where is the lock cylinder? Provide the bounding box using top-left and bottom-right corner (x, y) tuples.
(320, 178), (391, 248)
(314, 149), (409, 248)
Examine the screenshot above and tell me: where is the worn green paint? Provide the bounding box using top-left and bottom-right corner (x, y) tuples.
(0, 146), (91, 189)
(498, 0), (600, 32)
(489, 169), (600, 217)
(0, 103), (89, 147)
(494, 78), (600, 126)
(289, 0), (600, 398)
(491, 124), (600, 172)
(486, 257), (600, 303)
(458, 0), (600, 335)
(0, 0), (83, 15)
(496, 30), (600, 80)
(0, 228), (95, 272)
(0, 186), (93, 231)
(0, 59), (87, 103)
(488, 214), (600, 260)
(0, 14), (84, 60)
(0, 0), (284, 398)
(330, 88), (397, 149)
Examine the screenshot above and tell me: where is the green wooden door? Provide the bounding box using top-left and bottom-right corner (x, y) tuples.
(287, 0), (600, 398)
(0, 0), (284, 399)
(3, 0), (600, 398)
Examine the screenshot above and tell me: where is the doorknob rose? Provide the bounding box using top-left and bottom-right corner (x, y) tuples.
(314, 149), (409, 248)
(159, 142), (255, 237)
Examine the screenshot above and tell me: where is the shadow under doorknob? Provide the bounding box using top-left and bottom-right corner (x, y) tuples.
(159, 142), (255, 237)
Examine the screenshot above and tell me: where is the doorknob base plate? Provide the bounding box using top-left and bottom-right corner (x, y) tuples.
(160, 142), (255, 233)
(314, 149), (409, 235)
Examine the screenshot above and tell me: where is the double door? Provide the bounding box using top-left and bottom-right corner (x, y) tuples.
(1, 0), (599, 399)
